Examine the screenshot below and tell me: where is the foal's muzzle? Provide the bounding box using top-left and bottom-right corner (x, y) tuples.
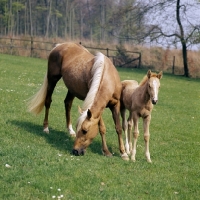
(72, 149), (85, 156)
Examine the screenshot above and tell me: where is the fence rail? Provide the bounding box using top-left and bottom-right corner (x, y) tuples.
(0, 37), (141, 67)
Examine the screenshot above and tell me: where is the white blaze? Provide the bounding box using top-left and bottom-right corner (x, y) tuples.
(152, 80), (158, 100)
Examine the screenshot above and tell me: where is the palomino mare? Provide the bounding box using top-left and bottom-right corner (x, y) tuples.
(120, 70), (162, 162)
(28, 42), (128, 160)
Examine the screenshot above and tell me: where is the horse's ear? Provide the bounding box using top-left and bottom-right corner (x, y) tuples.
(78, 106), (83, 114)
(147, 70), (151, 78)
(87, 109), (92, 119)
(157, 71), (163, 79)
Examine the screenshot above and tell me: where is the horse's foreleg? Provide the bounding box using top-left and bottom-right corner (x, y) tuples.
(99, 116), (112, 156)
(64, 91), (76, 137)
(131, 114), (139, 162)
(110, 103), (129, 161)
(143, 115), (152, 163)
(120, 107), (130, 154)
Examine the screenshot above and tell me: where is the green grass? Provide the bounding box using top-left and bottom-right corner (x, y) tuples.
(0, 54), (200, 200)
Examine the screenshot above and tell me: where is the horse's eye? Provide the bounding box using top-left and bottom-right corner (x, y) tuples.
(82, 129), (87, 134)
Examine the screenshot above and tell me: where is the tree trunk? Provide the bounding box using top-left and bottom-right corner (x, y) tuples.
(45, 0), (52, 38)
(176, 0), (189, 77)
(9, 0), (13, 36)
(182, 41), (189, 77)
(28, 0), (33, 36)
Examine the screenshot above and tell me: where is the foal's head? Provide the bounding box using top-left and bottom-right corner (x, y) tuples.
(142, 70), (163, 104)
(72, 109), (99, 156)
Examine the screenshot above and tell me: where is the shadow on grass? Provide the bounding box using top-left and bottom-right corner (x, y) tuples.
(10, 120), (105, 156)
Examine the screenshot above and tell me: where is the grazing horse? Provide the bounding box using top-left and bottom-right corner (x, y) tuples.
(120, 70), (162, 162)
(28, 42), (128, 160)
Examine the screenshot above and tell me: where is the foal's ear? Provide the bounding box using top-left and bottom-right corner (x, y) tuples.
(147, 70), (151, 78)
(87, 109), (92, 119)
(157, 71), (163, 79)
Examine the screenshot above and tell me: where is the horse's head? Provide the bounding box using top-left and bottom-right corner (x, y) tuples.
(72, 109), (99, 156)
(147, 70), (163, 105)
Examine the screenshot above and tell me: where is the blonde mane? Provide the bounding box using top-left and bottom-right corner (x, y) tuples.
(139, 72), (158, 86)
(76, 52), (105, 131)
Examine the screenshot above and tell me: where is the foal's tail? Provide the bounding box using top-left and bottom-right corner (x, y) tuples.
(27, 73), (48, 115)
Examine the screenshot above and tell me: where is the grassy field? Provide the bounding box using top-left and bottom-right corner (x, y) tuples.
(0, 54), (200, 200)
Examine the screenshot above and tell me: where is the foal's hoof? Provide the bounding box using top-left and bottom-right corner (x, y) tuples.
(131, 157), (136, 162)
(43, 127), (49, 134)
(121, 153), (129, 161)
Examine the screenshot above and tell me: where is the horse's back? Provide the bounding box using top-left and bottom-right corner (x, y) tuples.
(121, 80), (139, 110)
(48, 42), (94, 100)
(122, 80), (138, 95)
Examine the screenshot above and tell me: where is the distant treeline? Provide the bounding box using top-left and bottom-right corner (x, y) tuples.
(0, 0), (144, 44)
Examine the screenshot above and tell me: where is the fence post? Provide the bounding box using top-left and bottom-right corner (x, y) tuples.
(172, 56), (175, 74)
(106, 48), (109, 57)
(31, 37), (33, 57)
(10, 38), (13, 55)
(138, 52), (141, 68)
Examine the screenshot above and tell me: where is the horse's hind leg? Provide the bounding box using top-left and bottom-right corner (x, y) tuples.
(99, 116), (112, 157)
(64, 91), (76, 137)
(43, 74), (61, 133)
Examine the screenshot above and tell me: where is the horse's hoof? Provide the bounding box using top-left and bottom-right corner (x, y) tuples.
(121, 153), (129, 161)
(70, 133), (76, 138)
(68, 127), (76, 136)
(147, 159), (152, 163)
(105, 153), (113, 157)
(102, 150), (113, 157)
(43, 127), (49, 134)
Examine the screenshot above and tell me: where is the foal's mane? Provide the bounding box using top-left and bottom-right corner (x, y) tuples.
(139, 72), (158, 86)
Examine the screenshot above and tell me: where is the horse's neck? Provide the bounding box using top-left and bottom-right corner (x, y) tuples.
(140, 81), (151, 104)
(90, 95), (107, 119)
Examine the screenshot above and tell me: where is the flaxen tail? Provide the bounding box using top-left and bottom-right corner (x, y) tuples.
(28, 73), (48, 115)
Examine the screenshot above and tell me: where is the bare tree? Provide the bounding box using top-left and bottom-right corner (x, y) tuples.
(138, 0), (200, 77)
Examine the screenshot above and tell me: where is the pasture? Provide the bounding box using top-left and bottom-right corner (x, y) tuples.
(0, 53), (200, 199)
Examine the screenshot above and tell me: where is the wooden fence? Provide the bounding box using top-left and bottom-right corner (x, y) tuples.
(0, 37), (141, 67)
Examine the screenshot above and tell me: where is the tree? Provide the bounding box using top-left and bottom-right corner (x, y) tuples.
(137, 0), (200, 77)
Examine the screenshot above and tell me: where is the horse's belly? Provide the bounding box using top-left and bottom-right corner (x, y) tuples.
(62, 74), (89, 100)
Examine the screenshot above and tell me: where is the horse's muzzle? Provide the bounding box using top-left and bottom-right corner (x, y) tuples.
(72, 149), (85, 156)
(152, 100), (158, 105)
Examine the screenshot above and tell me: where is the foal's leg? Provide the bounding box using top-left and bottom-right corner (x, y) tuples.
(110, 103), (129, 161)
(43, 74), (61, 133)
(127, 113), (134, 155)
(131, 113), (139, 162)
(143, 115), (152, 163)
(120, 107), (130, 154)
(99, 116), (112, 156)
(64, 91), (76, 137)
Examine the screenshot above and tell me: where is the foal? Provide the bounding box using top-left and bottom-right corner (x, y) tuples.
(120, 70), (162, 162)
